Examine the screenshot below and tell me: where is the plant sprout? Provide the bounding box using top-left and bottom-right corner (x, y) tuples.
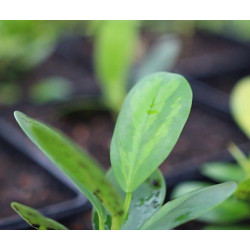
(11, 72), (236, 230)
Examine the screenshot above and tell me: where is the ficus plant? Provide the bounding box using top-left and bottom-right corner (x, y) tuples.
(171, 76), (250, 229)
(11, 72), (236, 230)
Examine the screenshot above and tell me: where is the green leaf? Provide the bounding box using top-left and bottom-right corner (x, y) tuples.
(94, 20), (139, 112)
(109, 169), (166, 230)
(230, 76), (250, 138)
(92, 169), (166, 230)
(140, 182), (237, 230)
(235, 177), (250, 201)
(14, 111), (124, 228)
(92, 209), (112, 230)
(111, 72), (192, 192)
(201, 162), (244, 183)
(204, 225), (250, 230)
(11, 202), (67, 230)
(170, 181), (211, 199)
(29, 77), (73, 104)
(198, 197), (249, 224)
(135, 35), (181, 81)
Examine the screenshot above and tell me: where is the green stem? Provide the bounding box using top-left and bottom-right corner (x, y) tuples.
(123, 192), (132, 222)
(98, 212), (105, 230)
(228, 142), (250, 176)
(111, 217), (120, 230)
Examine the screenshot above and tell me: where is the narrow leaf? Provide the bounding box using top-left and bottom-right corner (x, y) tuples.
(11, 202), (67, 230)
(230, 76), (250, 138)
(111, 72), (192, 192)
(14, 111), (124, 228)
(135, 35), (182, 81)
(94, 20), (139, 112)
(201, 162), (244, 183)
(140, 182), (237, 230)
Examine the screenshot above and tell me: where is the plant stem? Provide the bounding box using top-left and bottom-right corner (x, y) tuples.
(98, 212), (105, 230)
(228, 142), (250, 176)
(123, 192), (132, 221)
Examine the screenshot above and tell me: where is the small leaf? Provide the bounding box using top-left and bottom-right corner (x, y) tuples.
(170, 181), (211, 199)
(111, 72), (192, 192)
(235, 177), (250, 201)
(135, 34), (182, 81)
(14, 111), (124, 228)
(201, 162), (244, 183)
(140, 182), (237, 230)
(11, 202), (67, 230)
(92, 169), (166, 230)
(29, 77), (73, 104)
(230, 76), (250, 138)
(94, 20), (139, 112)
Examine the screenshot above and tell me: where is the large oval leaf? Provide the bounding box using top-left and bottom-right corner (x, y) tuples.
(14, 111), (124, 228)
(140, 182), (237, 230)
(231, 76), (250, 138)
(110, 72), (192, 192)
(11, 202), (67, 230)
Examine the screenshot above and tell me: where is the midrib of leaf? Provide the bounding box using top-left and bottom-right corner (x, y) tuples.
(123, 77), (179, 190)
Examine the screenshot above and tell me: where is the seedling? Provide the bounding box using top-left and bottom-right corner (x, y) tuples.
(11, 72), (236, 230)
(171, 76), (250, 229)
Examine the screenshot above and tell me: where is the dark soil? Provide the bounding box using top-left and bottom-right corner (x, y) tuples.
(0, 136), (75, 219)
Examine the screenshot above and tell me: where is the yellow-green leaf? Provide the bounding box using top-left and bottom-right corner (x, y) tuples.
(94, 20), (139, 113)
(11, 202), (67, 230)
(14, 111), (124, 228)
(231, 76), (250, 138)
(110, 72), (192, 192)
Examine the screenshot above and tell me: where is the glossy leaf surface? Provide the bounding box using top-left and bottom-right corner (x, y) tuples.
(111, 72), (192, 192)
(140, 182), (237, 230)
(11, 202), (67, 230)
(14, 111), (124, 228)
(231, 76), (250, 138)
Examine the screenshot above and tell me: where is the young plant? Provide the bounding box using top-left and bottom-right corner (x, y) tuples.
(171, 76), (250, 229)
(11, 72), (236, 230)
